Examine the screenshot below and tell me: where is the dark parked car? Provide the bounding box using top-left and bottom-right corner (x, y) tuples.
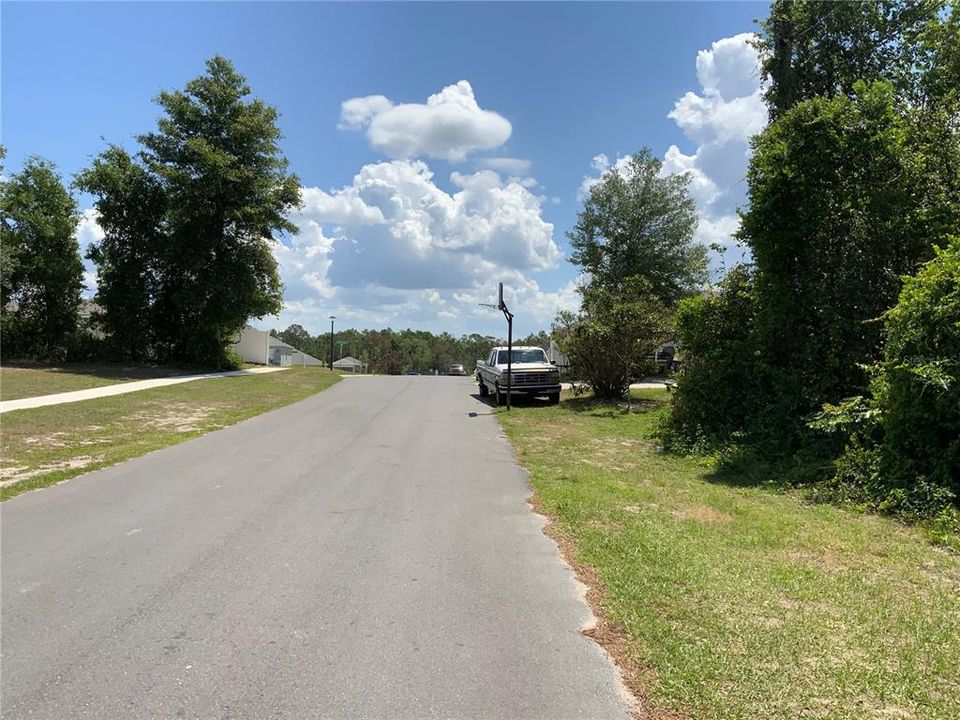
(448, 364), (467, 376)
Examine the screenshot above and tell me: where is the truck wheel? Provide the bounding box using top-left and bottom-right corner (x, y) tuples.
(478, 380), (488, 397)
(494, 383), (503, 406)
(548, 392), (560, 405)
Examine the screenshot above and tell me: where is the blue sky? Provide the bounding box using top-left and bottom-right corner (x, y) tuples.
(3, 1), (768, 338)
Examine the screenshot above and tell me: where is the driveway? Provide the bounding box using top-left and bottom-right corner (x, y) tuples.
(1, 376), (630, 719)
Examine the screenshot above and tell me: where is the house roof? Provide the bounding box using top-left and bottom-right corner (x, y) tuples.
(333, 356), (363, 367)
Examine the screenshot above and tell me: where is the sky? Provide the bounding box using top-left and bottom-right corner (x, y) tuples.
(2, 1), (769, 338)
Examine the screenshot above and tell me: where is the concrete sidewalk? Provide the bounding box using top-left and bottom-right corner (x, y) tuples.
(0, 367), (287, 414)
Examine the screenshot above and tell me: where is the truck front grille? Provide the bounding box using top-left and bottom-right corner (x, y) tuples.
(510, 372), (557, 385)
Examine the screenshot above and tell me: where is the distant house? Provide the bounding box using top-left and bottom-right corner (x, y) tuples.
(332, 355), (367, 373)
(231, 325), (323, 366)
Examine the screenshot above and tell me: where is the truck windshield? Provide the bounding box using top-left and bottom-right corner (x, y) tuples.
(497, 349), (547, 364)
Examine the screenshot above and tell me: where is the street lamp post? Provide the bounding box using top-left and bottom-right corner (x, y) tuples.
(329, 316), (336, 371)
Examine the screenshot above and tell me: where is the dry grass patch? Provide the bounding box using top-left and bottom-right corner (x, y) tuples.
(1, 367), (340, 500)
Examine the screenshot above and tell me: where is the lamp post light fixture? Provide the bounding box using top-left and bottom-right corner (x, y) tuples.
(329, 316), (336, 371)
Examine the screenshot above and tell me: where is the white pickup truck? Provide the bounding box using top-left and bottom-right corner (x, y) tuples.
(476, 346), (561, 405)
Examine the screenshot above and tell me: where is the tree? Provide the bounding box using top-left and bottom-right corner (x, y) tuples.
(274, 323), (314, 354)
(137, 56), (301, 366)
(0, 156), (83, 360)
(553, 280), (671, 401)
(568, 148), (706, 306)
(74, 146), (166, 360)
(739, 82), (958, 430)
(755, 0), (954, 120)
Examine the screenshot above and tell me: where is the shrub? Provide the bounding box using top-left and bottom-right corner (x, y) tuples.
(553, 280), (671, 401)
(809, 237), (960, 527)
(660, 266), (766, 450)
(878, 236), (960, 500)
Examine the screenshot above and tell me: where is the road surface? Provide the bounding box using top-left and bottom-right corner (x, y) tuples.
(1, 376), (630, 719)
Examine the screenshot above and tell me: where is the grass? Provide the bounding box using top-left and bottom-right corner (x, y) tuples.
(0, 367), (340, 501)
(0, 362), (193, 401)
(498, 389), (960, 720)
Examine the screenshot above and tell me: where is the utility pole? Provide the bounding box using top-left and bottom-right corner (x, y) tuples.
(328, 316), (336, 371)
(479, 282), (514, 410)
(337, 340), (348, 360)
(499, 283), (514, 411)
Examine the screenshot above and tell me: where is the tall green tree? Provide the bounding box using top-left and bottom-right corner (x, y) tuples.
(0, 156), (83, 360)
(138, 56), (301, 365)
(568, 148), (706, 306)
(739, 82), (959, 426)
(756, 0), (954, 119)
(74, 146), (166, 360)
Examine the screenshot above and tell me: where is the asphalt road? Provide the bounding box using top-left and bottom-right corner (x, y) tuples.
(1, 376), (630, 719)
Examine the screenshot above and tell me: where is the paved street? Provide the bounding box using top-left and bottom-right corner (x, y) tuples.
(1, 376), (630, 719)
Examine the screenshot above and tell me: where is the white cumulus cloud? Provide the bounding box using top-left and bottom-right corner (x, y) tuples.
(339, 80), (512, 162)
(580, 33), (765, 271)
(664, 31), (765, 259)
(272, 160), (567, 333)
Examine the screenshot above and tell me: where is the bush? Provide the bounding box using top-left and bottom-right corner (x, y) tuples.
(878, 236), (960, 500)
(660, 266), (767, 450)
(808, 238), (960, 528)
(553, 280), (671, 401)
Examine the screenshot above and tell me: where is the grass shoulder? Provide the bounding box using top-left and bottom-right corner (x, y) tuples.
(0, 367), (340, 501)
(0, 362), (199, 401)
(497, 389), (960, 720)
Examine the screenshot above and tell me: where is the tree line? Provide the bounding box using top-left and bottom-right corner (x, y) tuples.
(1, 57), (299, 367)
(272, 324), (551, 375)
(553, 0), (959, 532)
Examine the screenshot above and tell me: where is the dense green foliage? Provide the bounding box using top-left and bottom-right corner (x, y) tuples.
(559, 149), (705, 398)
(0, 157), (84, 360)
(879, 238), (960, 498)
(756, 0), (955, 119)
(74, 146), (165, 361)
(79, 56), (300, 367)
(664, 1), (960, 527)
(553, 281), (670, 400)
(739, 82), (955, 439)
(568, 149), (706, 306)
(810, 239), (960, 530)
(663, 267), (763, 449)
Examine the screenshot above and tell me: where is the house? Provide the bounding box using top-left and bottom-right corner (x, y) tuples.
(332, 355), (367, 373)
(231, 325), (323, 366)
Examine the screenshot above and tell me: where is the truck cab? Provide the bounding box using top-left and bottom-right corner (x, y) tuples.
(475, 346), (561, 405)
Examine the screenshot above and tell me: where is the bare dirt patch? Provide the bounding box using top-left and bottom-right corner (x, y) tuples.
(22, 432), (70, 448)
(134, 403), (219, 433)
(671, 505), (734, 524)
(0, 455), (104, 488)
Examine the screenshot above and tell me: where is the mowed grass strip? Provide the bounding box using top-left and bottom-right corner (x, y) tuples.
(0, 363), (191, 401)
(498, 389), (960, 720)
(1, 367), (340, 501)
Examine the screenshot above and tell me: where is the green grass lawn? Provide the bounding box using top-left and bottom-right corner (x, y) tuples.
(498, 389), (960, 720)
(1, 367), (340, 500)
(0, 363), (193, 401)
